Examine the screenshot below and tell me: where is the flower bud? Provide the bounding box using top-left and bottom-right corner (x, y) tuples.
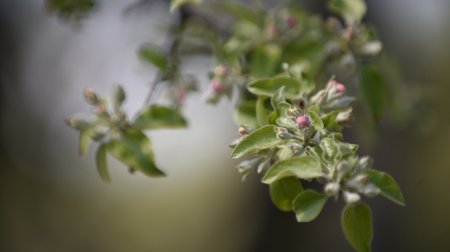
(175, 89), (187, 102)
(336, 83), (345, 92)
(310, 90), (326, 105)
(210, 79), (225, 93)
(267, 25), (278, 38)
(214, 64), (227, 77)
(83, 88), (99, 105)
(238, 126), (252, 135)
(362, 183), (380, 197)
(349, 174), (369, 187)
(324, 182), (340, 196)
(112, 84), (126, 110)
(65, 117), (89, 130)
(95, 105), (107, 116)
(336, 108), (353, 124)
(361, 41), (383, 55)
(286, 16), (297, 29)
(343, 191), (361, 204)
(275, 127), (292, 139)
(296, 115), (310, 128)
(336, 160), (350, 174)
(288, 142), (303, 155)
(356, 156), (373, 171)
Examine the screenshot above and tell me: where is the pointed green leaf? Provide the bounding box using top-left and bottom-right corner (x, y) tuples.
(235, 101), (258, 128)
(271, 86), (286, 110)
(293, 190), (328, 222)
(134, 105), (187, 130)
(256, 96), (272, 126)
(96, 143), (110, 182)
(231, 125), (281, 159)
(215, 2), (262, 24)
(107, 130), (165, 177)
(170, 0), (202, 12)
(329, 0), (367, 26)
(79, 125), (93, 155)
(366, 169), (405, 206)
(270, 177), (303, 212)
(248, 76), (308, 99)
(250, 44), (282, 78)
(360, 64), (386, 121)
(262, 156), (323, 184)
(342, 202), (373, 252)
(308, 111), (323, 130)
(139, 45), (168, 71)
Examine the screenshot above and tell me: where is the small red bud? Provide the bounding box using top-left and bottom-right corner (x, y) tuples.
(175, 89), (186, 102)
(238, 127), (248, 135)
(286, 16), (297, 29)
(214, 64), (227, 76)
(95, 105), (106, 115)
(296, 115), (310, 128)
(267, 25), (278, 37)
(211, 79), (224, 92)
(83, 88), (99, 105)
(335, 83), (346, 92)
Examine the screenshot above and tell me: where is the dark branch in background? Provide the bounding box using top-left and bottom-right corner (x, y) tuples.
(125, 1), (229, 105)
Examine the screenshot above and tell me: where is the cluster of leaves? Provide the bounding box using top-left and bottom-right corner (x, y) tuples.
(65, 85), (187, 182)
(45, 0), (96, 21)
(230, 77), (404, 251)
(63, 0), (404, 251)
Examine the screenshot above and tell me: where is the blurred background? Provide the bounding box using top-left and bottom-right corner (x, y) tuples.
(1, 0), (449, 251)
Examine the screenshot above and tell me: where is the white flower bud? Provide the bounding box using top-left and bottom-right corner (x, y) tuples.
(356, 156), (373, 171)
(83, 88), (99, 105)
(362, 183), (381, 197)
(324, 182), (340, 196)
(346, 174), (369, 190)
(361, 41), (383, 55)
(343, 191), (361, 204)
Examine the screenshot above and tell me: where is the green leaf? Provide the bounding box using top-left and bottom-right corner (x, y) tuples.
(270, 177), (303, 212)
(329, 0), (367, 26)
(96, 143), (110, 182)
(138, 45), (168, 71)
(79, 125), (93, 155)
(360, 64), (386, 121)
(342, 202), (373, 252)
(271, 86), (286, 110)
(215, 2), (263, 25)
(248, 76), (308, 99)
(235, 101), (258, 128)
(256, 96), (272, 126)
(250, 44), (282, 78)
(293, 190), (328, 222)
(322, 111), (339, 130)
(134, 105), (187, 130)
(366, 169), (405, 206)
(262, 156), (323, 184)
(320, 137), (338, 159)
(231, 125), (281, 159)
(170, 0), (202, 12)
(308, 111), (323, 130)
(107, 130), (165, 177)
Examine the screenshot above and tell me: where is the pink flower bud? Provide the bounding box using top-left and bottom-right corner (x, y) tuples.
(238, 127), (248, 135)
(211, 79), (224, 92)
(335, 83), (346, 92)
(267, 25), (278, 37)
(83, 88), (99, 105)
(175, 89), (186, 102)
(214, 64), (227, 76)
(286, 16), (297, 29)
(296, 115), (310, 128)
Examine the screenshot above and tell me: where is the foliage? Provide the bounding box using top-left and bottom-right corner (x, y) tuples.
(64, 0), (405, 251)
